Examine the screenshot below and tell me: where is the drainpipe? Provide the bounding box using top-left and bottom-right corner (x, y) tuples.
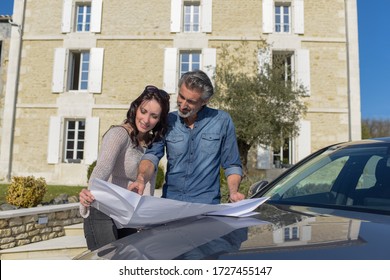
(344, 0), (352, 141)
(0, 0), (26, 181)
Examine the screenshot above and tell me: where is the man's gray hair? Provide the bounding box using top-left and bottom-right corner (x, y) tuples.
(178, 70), (214, 100)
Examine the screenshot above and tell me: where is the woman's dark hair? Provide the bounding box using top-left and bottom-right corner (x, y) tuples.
(124, 85), (170, 147)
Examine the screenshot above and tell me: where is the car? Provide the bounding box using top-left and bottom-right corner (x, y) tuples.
(75, 137), (390, 260)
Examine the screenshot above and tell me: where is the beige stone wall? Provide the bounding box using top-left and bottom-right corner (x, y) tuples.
(212, 0), (263, 37)
(304, 0), (346, 38)
(101, 0), (171, 36)
(96, 39), (169, 105)
(23, 0), (63, 35)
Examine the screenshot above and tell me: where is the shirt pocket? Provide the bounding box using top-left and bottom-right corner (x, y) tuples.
(166, 134), (185, 158)
(201, 133), (220, 154)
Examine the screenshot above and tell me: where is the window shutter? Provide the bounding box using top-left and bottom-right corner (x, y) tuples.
(47, 116), (62, 164)
(294, 0), (304, 34)
(202, 48), (216, 82)
(295, 49), (311, 96)
(296, 119), (311, 162)
(88, 48), (104, 93)
(256, 145), (272, 169)
(61, 0), (72, 33)
(84, 117), (100, 164)
(170, 0), (182, 33)
(163, 48), (178, 94)
(90, 0), (103, 33)
(301, 225), (312, 241)
(262, 0), (273, 33)
(52, 48), (66, 93)
(201, 0), (212, 33)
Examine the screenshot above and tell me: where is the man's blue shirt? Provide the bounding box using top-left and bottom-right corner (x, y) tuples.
(142, 106), (242, 204)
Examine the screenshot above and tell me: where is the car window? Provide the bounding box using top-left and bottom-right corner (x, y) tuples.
(263, 144), (390, 213)
(282, 156), (348, 199)
(356, 155), (381, 190)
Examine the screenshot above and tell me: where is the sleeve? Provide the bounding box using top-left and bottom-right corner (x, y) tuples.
(141, 137), (166, 171)
(80, 127), (129, 218)
(221, 113), (243, 177)
(88, 126), (129, 186)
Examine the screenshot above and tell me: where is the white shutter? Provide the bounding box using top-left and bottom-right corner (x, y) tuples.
(295, 49), (311, 96)
(47, 116), (62, 164)
(61, 0), (72, 33)
(84, 117), (100, 164)
(257, 145), (272, 169)
(273, 228), (283, 244)
(294, 0), (304, 34)
(90, 0), (102, 33)
(52, 48), (66, 93)
(296, 119), (311, 162)
(262, 0), (273, 33)
(170, 0), (182, 33)
(88, 48), (104, 93)
(163, 48), (178, 94)
(301, 225), (312, 241)
(202, 48), (216, 83)
(201, 0), (212, 33)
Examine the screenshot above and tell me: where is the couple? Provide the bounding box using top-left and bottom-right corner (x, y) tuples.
(79, 70), (245, 251)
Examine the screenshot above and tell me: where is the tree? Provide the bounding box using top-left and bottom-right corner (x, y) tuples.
(362, 118), (390, 139)
(210, 41), (307, 175)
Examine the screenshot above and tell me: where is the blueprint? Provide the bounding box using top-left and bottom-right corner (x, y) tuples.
(89, 178), (269, 228)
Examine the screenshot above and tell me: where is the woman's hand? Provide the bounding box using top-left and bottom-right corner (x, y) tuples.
(79, 188), (95, 207)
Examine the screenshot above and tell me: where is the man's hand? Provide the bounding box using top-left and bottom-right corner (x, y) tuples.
(229, 191), (245, 203)
(128, 179), (145, 195)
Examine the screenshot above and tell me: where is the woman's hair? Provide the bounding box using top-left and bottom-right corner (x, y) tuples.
(178, 69), (214, 100)
(124, 85), (170, 147)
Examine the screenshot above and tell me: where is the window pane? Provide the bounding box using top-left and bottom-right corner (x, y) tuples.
(76, 5), (91, 32)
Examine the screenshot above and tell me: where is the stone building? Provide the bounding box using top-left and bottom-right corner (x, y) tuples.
(0, 0), (361, 185)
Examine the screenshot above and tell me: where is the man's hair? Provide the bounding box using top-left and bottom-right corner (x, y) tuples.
(178, 70), (214, 100)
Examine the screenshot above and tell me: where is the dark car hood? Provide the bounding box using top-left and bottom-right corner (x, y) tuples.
(75, 203), (390, 260)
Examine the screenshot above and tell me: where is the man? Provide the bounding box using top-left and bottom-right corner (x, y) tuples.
(129, 70), (244, 204)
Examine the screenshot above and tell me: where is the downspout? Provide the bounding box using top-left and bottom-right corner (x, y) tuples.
(344, 0), (352, 141)
(0, 0), (26, 181)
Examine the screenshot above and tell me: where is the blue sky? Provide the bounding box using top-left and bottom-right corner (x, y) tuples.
(0, 0), (388, 120)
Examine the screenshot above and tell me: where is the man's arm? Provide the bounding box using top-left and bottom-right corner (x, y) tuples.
(227, 174), (245, 202)
(128, 159), (155, 195)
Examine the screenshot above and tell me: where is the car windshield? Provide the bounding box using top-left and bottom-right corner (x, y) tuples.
(263, 143), (390, 214)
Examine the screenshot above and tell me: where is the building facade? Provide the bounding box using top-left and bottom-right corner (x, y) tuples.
(0, 0), (361, 185)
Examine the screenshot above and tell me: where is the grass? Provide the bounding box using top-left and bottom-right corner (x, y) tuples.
(0, 184), (85, 205)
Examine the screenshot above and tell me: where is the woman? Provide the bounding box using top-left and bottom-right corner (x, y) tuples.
(79, 85), (170, 251)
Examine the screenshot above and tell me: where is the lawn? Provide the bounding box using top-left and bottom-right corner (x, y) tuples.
(0, 184), (85, 205)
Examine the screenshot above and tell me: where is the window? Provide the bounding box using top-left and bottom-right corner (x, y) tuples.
(62, 0), (102, 33)
(284, 226), (299, 241)
(273, 52), (293, 82)
(183, 3), (200, 32)
(69, 51), (90, 91)
(275, 4), (291, 33)
(76, 4), (91, 32)
(64, 119), (85, 163)
(180, 51), (201, 78)
(170, 0), (212, 33)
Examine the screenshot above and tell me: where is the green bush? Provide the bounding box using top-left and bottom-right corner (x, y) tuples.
(87, 160), (97, 182)
(6, 176), (47, 207)
(156, 165), (165, 189)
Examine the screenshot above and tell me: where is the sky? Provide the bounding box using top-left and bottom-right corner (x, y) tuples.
(0, 0), (388, 120)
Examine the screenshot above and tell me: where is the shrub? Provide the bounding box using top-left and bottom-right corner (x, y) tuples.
(87, 160), (97, 182)
(6, 176), (47, 207)
(156, 165), (165, 189)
